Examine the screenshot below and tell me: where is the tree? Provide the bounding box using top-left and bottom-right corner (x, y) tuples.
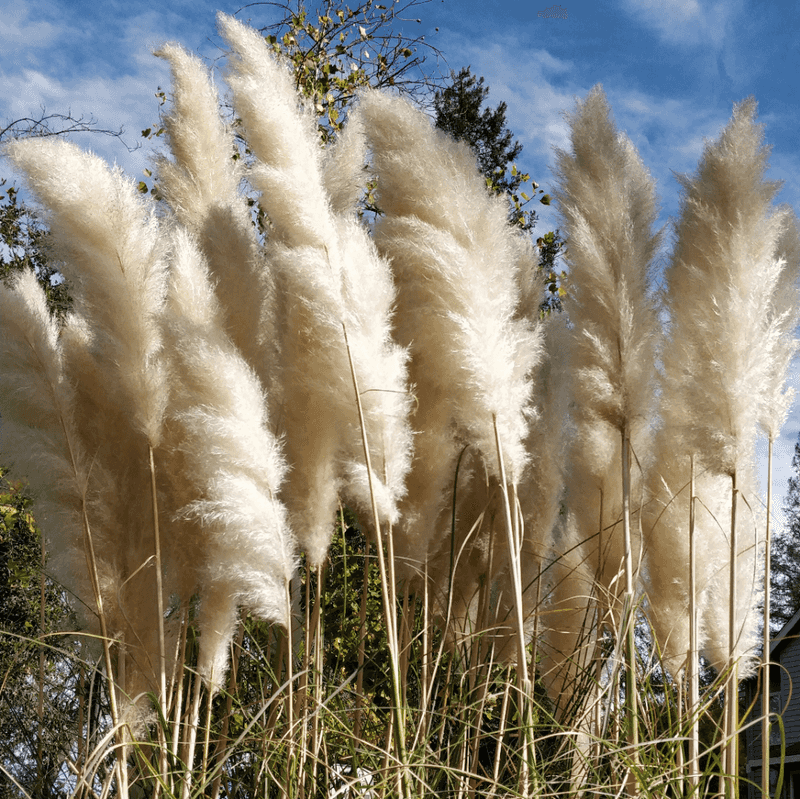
(434, 68), (522, 193)
(771, 434), (800, 632)
(260, 0), (443, 140)
(0, 181), (72, 319)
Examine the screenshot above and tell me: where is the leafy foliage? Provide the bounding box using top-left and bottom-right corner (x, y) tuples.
(771, 435), (800, 632)
(0, 471), (87, 798)
(253, 0), (441, 141)
(0, 181), (70, 318)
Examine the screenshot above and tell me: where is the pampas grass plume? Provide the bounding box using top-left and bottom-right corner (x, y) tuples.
(357, 90), (542, 575)
(552, 85), (660, 604)
(160, 227), (295, 682)
(154, 42), (276, 393)
(4, 138), (168, 448)
(219, 15), (413, 566)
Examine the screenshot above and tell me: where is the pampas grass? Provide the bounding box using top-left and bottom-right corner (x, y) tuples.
(159, 227), (294, 684)
(357, 90), (543, 624)
(652, 98), (784, 674)
(219, 13), (412, 568)
(2, 18), (798, 796)
(4, 138), (172, 721)
(549, 86), (662, 786)
(154, 42), (277, 396)
(552, 84), (661, 616)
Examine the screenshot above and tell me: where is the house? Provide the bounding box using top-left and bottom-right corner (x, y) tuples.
(742, 607), (800, 798)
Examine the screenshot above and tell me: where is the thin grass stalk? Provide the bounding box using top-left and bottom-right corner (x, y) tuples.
(688, 456), (700, 792)
(309, 562), (325, 789)
(180, 669), (203, 799)
(529, 559), (542, 686)
(399, 589), (414, 709)
(386, 519), (399, 636)
(147, 444), (168, 791)
(285, 578), (295, 799)
(37, 513), (45, 797)
(80, 507), (128, 799)
(209, 618), (246, 799)
(621, 429), (640, 797)
(166, 605), (187, 719)
(433, 650), (454, 766)
(457, 698), (470, 799)
(491, 665), (513, 797)
(676, 675), (685, 796)
(726, 473), (740, 798)
(342, 321), (409, 798)
(198, 683), (214, 793)
(170, 610), (189, 784)
(297, 562), (312, 798)
(266, 627), (285, 741)
(762, 437), (774, 799)
(475, 521), (498, 688)
(76, 663), (86, 799)
(420, 559), (430, 744)
(469, 631), (499, 797)
(492, 415), (533, 796)
(116, 638), (129, 799)
(313, 622), (324, 791)
(466, 575), (494, 797)
(354, 542), (369, 743)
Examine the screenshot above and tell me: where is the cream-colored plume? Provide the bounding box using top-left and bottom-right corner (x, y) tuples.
(4, 138), (168, 448)
(552, 85), (661, 617)
(159, 228), (294, 683)
(357, 89), (543, 577)
(0, 271), (95, 628)
(154, 42), (277, 399)
(758, 211), (800, 441)
(646, 98), (782, 673)
(3, 138), (173, 709)
(218, 13), (412, 567)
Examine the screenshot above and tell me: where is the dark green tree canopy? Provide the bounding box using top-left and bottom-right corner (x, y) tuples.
(433, 66), (522, 194)
(771, 436), (800, 633)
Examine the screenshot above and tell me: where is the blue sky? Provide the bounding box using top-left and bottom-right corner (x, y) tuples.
(2, 0), (800, 523)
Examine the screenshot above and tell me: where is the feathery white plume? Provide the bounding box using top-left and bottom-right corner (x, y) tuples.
(357, 90), (543, 573)
(160, 227), (295, 682)
(4, 138), (168, 448)
(647, 98), (780, 672)
(154, 42), (277, 395)
(0, 271), (94, 624)
(552, 85), (661, 611)
(219, 13), (412, 566)
(4, 138), (172, 706)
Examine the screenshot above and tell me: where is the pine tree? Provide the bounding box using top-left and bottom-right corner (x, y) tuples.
(772, 434), (800, 631)
(433, 66), (523, 195)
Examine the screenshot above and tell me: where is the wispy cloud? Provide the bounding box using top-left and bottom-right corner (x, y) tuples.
(617, 0), (741, 49)
(0, 0), (241, 177)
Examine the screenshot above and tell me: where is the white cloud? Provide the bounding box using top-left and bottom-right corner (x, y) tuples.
(616, 0), (740, 49)
(0, 7), (60, 51)
(430, 29), (738, 234)
(0, 3), (233, 179)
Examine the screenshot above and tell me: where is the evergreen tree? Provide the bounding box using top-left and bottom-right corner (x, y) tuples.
(433, 66), (523, 195)
(771, 434), (800, 632)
